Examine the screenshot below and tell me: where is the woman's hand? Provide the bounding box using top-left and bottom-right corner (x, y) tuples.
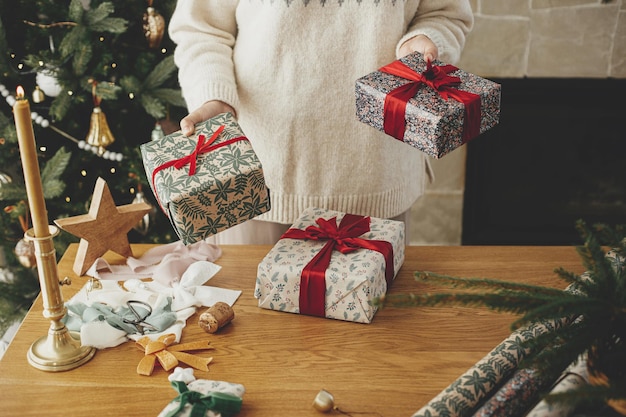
(398, 34), (438, 62)
(180, 100), (236, 136)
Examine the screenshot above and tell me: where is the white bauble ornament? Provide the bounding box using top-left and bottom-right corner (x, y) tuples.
(36, 70), (62, 98)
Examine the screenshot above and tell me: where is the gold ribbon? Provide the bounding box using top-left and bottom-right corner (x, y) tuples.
(135, 333), (214, 376)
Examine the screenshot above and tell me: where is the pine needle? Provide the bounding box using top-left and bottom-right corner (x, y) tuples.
(415, 271), (565, 296)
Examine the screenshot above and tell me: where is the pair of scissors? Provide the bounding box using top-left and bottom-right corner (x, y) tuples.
(122, 300), (159, 335)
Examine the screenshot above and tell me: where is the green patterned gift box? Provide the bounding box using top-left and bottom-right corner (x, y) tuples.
(141, 112), (270, 244)
(255, 207), (405, 324)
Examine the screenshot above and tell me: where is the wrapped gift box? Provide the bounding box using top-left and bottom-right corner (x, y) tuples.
(355, 52), (501, 159)
(158, 379), (245, 417)
(141, 112), (270, 244)
(255, 207), (405, 324)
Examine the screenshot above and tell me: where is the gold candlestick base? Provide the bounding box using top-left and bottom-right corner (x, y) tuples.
(25, 226), (96, 372)
(27, 326), (96, 372)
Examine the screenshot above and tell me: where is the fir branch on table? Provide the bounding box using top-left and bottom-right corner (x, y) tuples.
(374, 220), (626, 410)
(415, 271), (567, 296)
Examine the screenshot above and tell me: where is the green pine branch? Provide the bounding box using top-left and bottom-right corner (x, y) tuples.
(375, 220), (626, 407)
(415, 271), (567, 296)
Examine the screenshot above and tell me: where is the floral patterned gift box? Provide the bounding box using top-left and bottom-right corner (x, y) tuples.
(141, 112), (270, 244)
(255, 207), (405, 324)
(355, 52), (501, 159)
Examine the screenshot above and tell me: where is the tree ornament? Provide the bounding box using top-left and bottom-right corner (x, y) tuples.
(143, 0), (165, 49)
(0, 171), (12, 185)
(35, 70), (62, 98)
(85, 82), (116, 156)
(1, 83), (124, 161)
(151, 122), (165, 141)
(132, 187), (154, 236)
(312, 389), (383, 416)
(313, 389), (336, 413)
(54, 177), (152, 276)
(32, 86), (45, 104)
(14, 238), (37, 269)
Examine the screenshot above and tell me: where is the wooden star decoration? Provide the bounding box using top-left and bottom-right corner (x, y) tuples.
(54, 177), (152, 276)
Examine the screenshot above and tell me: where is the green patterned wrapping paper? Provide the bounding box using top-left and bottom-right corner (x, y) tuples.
(158, 379), (245, 417)
(141, 112), (270, 244)
(412, 316), (575, 417)
(255, 207), (405, 324)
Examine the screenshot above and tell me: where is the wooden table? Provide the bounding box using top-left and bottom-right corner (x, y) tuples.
(0, 244), (584, 417)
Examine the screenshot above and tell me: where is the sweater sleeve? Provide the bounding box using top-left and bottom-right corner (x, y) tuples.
(168, 1), (240, 113)
(397, 0), (474, 64)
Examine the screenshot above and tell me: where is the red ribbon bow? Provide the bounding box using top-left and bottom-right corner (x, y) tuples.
(281, 214), (395, 317)
(379, 59), (481, 144)
(149, 125), (248, 212)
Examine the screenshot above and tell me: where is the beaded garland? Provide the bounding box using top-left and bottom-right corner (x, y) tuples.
(1, 82), (124, 161)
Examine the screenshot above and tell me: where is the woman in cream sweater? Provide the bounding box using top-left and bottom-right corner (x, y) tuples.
(168, 0), (474, 244)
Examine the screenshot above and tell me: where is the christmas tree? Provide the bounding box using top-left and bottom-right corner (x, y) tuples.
(0, 0), (186, 335)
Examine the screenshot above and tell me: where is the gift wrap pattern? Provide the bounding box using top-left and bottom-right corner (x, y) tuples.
(158, 379), (245, 417)
(141, 112), (270, 244)
(412, 316), (575, 417)
(355, 52), (501, 159)
(255, 207), (405, 324)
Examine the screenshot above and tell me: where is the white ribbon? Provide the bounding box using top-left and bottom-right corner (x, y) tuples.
(67, 256), (241, 348)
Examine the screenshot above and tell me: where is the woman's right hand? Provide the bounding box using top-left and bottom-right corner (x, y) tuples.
(180, 100), (236, 137)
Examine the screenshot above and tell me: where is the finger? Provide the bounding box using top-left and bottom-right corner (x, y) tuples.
(180, 116), (197, 137)
(423, 45), (438, 63)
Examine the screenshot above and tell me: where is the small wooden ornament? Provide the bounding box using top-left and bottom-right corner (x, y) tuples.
(54, 177), (151, 276)
(198, 302), (235, 333)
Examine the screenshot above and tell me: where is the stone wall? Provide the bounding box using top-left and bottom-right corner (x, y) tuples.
(409, 0), (625, 245)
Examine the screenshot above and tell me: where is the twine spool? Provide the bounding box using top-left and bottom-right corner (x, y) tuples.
(198, 302), (235, 333)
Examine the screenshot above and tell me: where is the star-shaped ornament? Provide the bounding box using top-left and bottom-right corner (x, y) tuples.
(55, 177), (152, 276)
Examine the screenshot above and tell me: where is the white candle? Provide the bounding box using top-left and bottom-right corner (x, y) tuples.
(13, 86), (50, 238)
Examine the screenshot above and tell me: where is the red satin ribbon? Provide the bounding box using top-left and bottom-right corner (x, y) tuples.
(379, 59), (481, 143)
(150, 125), (249, 212)
(281, 214), (395, 317)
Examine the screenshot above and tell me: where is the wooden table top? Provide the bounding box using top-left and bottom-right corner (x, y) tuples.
(0, 244), (584, 417)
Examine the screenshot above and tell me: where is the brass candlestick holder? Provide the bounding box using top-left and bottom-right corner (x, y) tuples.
(24, 225), (96, 371)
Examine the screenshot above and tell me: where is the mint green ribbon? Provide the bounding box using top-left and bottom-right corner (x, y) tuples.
(165, 381), (242, 417)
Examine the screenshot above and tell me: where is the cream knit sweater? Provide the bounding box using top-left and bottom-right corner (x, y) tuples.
(169, 0), (473, 224)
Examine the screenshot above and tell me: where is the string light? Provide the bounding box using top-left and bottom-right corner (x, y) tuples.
(0, 82), (124, 161)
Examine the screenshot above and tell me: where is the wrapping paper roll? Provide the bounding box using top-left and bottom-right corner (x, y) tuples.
(471, 367), (554, 417)
(412, 316), (575, 417)
(524, 357), (588, 417)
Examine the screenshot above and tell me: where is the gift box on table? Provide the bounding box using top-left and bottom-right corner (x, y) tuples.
(254, 207), (405, 324)
(141, 112), (270, 244)
(355, 52), (501, 159)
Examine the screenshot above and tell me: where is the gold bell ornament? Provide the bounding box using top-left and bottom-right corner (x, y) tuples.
(85, 83), (116, 156)
(32, 86), (45, 104)
(143, 0), (165, 49)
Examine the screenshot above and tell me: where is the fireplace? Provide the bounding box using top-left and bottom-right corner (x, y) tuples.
(462, 78), (626, 245)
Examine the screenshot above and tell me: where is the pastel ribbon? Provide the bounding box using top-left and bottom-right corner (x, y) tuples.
(281, 214), (394, 317)
(165, 380), (243, 417)
(379, 59), (481, 143)
(86, 240), (223, 285)
(149, 126), (249, 212)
